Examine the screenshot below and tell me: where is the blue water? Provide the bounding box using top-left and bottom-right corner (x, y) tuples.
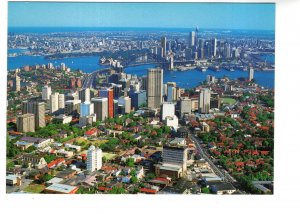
(125, 64), (274, 89)
(8, 55), (108, 72)
(258, 54), (275, 64)
(7, 51), (274, 89)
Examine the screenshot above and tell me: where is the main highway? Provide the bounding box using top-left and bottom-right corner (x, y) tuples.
(189, 130), (237, 184)
(82, 70), (101, 89)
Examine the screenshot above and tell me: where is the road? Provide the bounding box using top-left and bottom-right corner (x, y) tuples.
(189, 132), (237, 184)
(82, 70), (99, 89)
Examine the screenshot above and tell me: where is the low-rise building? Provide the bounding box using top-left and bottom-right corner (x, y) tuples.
(44, 183), (79, 194)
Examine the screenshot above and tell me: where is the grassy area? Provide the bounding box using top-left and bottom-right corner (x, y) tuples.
(103, 152), (117, 160)
(74, 137), (109, 150)
(221, 98), (236, 105)
(24, 184), (45, 193)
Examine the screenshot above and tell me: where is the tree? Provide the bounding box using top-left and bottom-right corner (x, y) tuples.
(107, 186), (126, 194)
(40, 173), (53, 183)
(126, 158), (135, 167)
(130, 176), (138, 184)
(201, 187), (210, 194)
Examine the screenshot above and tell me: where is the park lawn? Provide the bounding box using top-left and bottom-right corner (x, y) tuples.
(103, 152), (117, 160)
(221, 98), (236, 105)
(24, 184), (45, 193)
(75, 137), (108, 149)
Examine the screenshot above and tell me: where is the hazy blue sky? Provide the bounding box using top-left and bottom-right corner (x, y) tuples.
(8, 2), (275, 30)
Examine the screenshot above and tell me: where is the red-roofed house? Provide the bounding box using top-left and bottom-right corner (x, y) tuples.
(84, 128), (98, 137)
(139, 188), (157, 194)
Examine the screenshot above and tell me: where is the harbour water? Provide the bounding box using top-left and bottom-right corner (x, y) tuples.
(8, 49), (275, 89)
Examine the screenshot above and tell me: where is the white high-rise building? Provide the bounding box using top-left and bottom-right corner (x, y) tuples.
(249, 68), (254, 81)
(118, 96), (131, 114)
(189, 31), (195, 47)
(161, 102), (175, 120)
(199, 88), (211, 114)
(79, 88), (90, 102)
(42, 85), (52, 101)
(87, 145), (102, 172)
(50, 93), (59, 114)
(58, 94), (65, 110)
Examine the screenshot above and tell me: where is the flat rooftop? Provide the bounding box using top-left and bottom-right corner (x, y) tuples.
(45, 183), (78, 194)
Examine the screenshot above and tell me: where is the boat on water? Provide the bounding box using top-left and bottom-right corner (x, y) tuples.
(210, 65), (220, 72)
(172, 76), (176, 78)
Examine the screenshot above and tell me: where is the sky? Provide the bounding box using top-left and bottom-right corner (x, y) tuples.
(8, 2), (275, 30)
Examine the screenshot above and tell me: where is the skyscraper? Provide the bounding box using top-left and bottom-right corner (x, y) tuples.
(147, 68), (163, 109)
(179, 97), (192, 118)
(13, 75), (20, 92)
(161, 36), (167, 58)
(91, 97), (108, 121)
(161, 102), (175, 120)
(17, 113), (35, 133)
(99, 88), (114, 118)
(199, 88), (211, 114)
(42, 85), (51, 101)
(50, 93), (59, 114)
(87, 145), (102, 172)
(189, 31), (195, 47)
(80, 101), (94, 117)
(79, 88), (90, 102)
(118, 96), (131, 114)
(167, 82), (177, 102)
(249, 68), (254, 81)
(211, 38), (217, 57)
(22, 101), (45, 129)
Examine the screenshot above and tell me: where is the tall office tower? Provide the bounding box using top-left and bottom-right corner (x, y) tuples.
(224, 43), (231, 58)
(22, 101), (45, 129)
(42, 85), (51, 101)
(161, 36), (167, 58)
(169, 55), (174, 70)
(113, 100), (119, 117)
(195, 27), (199, 47)
(50, 93), (59, 114)
(64, 100), (81, 115)
(141, 76), (148, 91)
(87, 145), (102, 172)
(210, 93), (221, 109)
(58, 94), (65, 113)
(79, 88), (90, 102)
(161, 102), (175, 120)
(249, 67), (254, 81)
(13, 75), (21, 92)
(167, 82), (177, 102)
(60, 63), (66, 71)
(179, 97), (192, 118)
(199, 88), (211, 114)
(80, 101), (94, 117)
(185, 48), (192, 60)
(16, 113), (35, 133)
(199, 39), (205, 59)
(99, 88), (114, 118)
(69, 77), (76, 88)
(211, 38), (217, 57)
(118, 96), (131, 114)
(91, 97), (108, 121)
(189, 31), (195, 47)
(111, 84), (122, 99)
(129, 90), (147, 110)
(147, 68), (163, 109)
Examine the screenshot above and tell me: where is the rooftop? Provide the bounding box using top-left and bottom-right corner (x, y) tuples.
(45, 183), (78, 194)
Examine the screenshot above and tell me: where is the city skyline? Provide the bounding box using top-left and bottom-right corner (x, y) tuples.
(8, 2), (275, 30)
